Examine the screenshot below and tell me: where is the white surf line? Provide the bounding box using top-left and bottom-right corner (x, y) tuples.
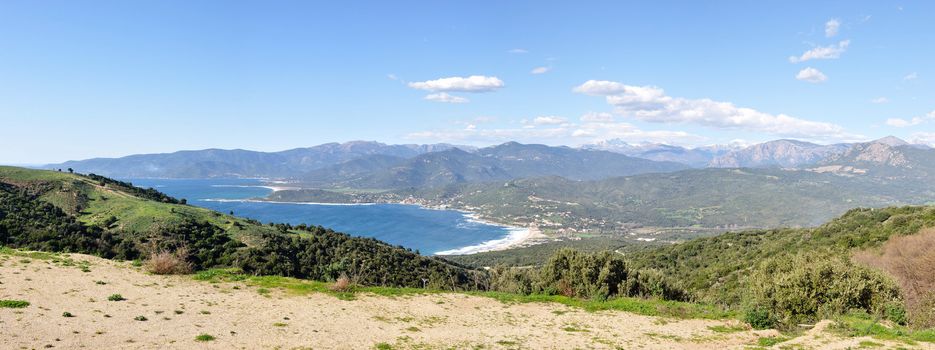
(434, 226), (531, 256)
(209, 184), (298, 192)
(200, 198), (378, 206)
(200, 197), (529, 254)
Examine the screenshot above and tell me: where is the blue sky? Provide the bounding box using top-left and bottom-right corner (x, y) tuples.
(1, 1), (933, 164)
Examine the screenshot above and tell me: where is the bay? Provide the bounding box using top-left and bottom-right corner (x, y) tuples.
(124, 178), (520, 255)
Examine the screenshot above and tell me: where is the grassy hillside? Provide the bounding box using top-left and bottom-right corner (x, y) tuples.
(0, 166), (479, 289)
(625, 206), (935, 327)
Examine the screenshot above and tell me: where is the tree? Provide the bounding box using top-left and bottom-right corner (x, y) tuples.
(67, 168), (74, 173)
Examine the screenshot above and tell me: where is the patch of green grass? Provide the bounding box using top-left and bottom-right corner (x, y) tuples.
(858, 340), (884, 348)
(562, 325), (589, 332)
(107, 294), (125, 301)
(708, 324), (748, 333)
(757, 336), (790, 347)
(404, 326), (420, 332)
(272, 322), (287, 327)
(0, 300), (30, 308)
(195, 334), (215, 342)
(834, 311), (935, 344)
(134, 315), (147, 321)
(470, 291), (734, 320)
(374, 342), (393, 350)
(189, 268), (735, 321)
(645, 332), (683, 341)
(0, 247), (59, 260)
(62, 311), (74, 317)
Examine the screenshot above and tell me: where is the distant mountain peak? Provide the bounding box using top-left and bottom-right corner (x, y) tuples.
(870, 136), (910, 147)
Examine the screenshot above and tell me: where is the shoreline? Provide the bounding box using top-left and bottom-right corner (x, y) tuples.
(200, 197), (546, 255)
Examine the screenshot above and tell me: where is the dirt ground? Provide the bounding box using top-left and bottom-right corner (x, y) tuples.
(0, 253), (927, 349)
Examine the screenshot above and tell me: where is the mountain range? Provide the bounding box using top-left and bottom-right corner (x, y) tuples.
(301, 142), (689, 188)
(47, 141), (472, 178)
(46, 137), (933, 185)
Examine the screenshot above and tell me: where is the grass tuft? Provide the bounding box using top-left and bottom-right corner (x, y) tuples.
(0, 300), (30, 308)
(195, 334), (216, 342)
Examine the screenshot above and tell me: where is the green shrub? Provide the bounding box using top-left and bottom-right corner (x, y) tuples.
(134, 315), (147, 321)
(885, 301), (908, 326)
(746, 253), (902, 328)
(743, 307), (775, 330)
(195, 334), (215, 342)
(537, 249), (686, 301)
(0, 300), (30, 308)
(107, 294), (125, 301)
(62, 311), (74, 317)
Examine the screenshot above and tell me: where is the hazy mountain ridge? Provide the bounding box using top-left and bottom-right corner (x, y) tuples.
(708, 139), (852, 168)
(581, 139), (740, 167)
(46, 141), (471, 179)
(586, 136), (932, 170)
(300, 142), (690, 188)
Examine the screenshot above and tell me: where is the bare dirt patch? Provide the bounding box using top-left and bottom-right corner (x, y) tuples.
(0, 253), (927, 349)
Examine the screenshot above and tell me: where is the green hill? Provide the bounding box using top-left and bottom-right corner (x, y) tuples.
(0, 166), (478, 289)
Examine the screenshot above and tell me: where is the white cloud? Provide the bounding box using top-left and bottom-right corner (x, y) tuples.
(408, 75), (505, 93)
(870, 97), (890, 104)
(508, 48), (528, 54)
(386, 74), (398, 81)
(789, 40), (850, 63)
(912, 132), (935, 146)
(574, 80), (860, 142)
(580, 112), (615, 122)
(406, 118), (704, 146)
(530, 66), (551, 74)
(904, 72), (918, 81)
(825, 19), (841, 37)
(532, 116), (567, 125)
(424, 92), (469, 104)
(796, 67), (828, 83)
(886, 110), (935, 127)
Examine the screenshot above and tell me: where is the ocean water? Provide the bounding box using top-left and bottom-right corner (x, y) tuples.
(124, 178), (519, 255)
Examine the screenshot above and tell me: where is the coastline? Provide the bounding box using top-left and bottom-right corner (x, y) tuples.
(202, 196), (546, 255)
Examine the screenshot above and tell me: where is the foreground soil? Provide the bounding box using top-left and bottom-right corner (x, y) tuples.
(0, 253), (927, 349)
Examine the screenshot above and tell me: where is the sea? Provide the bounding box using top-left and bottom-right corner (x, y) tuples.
(124, 178), (523, 255)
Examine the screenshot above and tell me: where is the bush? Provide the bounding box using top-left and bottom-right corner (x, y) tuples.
(0, 300), (29, 308)
(144, 248), (192, 275)
(329, 273), (353, 292)
(743, 307), (775, 330)
(107, 294), (125, 301)
(746, 253), (902, 328)
(854, 228), (935, 328)
(537, 249), (687, 301)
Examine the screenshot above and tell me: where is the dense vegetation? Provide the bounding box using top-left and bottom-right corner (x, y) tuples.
(626, 206), (935, 328)
(85, 173), (182, 204)
(486, 249), (687, 301)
